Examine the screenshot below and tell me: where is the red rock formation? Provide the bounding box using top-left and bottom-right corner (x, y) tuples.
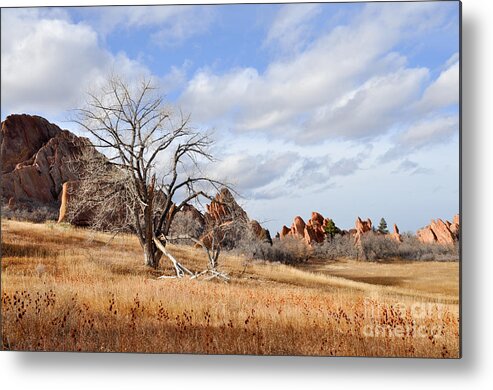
(279, 212), (341, 246)
(417, 226), (437, 243)
(204, 188), (248, 226)
(354, 217), (372, 244)
(250, 220), (272, 244)
(304, 224), (318, 245)
(390, 223), (403, 242)
(200, 188), (271, 247)
(58, 181), (74, 223)
(307, 212), (326, 243)
(355, 217), (372, 234)
(291, 216), (306, 239)
(449, 214), (460, 239)
(1, 114), (90, 209)
(1, 114), (62, 173)
(431, 219), (456, 245)
(417, 215), (459, 245)
(311, 212), (324, 226)
(280, 225), (291, 239)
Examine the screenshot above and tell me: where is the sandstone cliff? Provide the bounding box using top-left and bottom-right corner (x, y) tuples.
(1, 114), (89, 210)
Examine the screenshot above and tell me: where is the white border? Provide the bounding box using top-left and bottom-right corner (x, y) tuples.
(1, 1), (492, 389)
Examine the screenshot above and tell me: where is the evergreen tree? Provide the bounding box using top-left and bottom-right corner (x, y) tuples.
(377, 217), (389, 234)
(324, 219), (340, 240)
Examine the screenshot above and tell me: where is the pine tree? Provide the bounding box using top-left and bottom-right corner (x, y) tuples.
(324, 219), (340, 240)
(377, 217), (389, 234)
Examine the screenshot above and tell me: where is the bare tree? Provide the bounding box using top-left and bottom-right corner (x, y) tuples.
(72, 75), (226, 273)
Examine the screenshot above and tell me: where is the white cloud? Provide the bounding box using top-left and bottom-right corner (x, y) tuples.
(1, 9), (150, 115)
(180, 2), (452, 144)
(400, 115), (458, 148)
(87, 6), (214, 47)
(263, 3), (321, 55)
(381, 114), (459, 161)
(210, 151), (297, 194)
(392, 159), (432, 175)
(303, 67), (429, 143)
(416, 56), (459, 112)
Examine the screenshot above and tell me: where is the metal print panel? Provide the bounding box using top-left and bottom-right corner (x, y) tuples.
(0, 1), (461, 357)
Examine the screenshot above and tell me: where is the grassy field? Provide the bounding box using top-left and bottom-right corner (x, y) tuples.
(1, 219), (459, 357)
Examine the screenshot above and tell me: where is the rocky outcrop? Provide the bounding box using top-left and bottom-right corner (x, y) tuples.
(249, 220), (272, 244)
(417, 215), (459, 245)
(449, 214), (460, 237)
(203, 188), (248, 226)
(280, 225), (291, 239)
(279, 212), (339, 246)
(354, 217), (372, 244)
(390, 223), (403, 243)
(58, 181), (75, 223)
(1, 114), (90, 210)
(196, 188), (272, 248)
(291, 216), (306, 239)
(1, 114), (62, 173)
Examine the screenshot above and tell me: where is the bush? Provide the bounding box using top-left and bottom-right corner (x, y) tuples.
(359, 234), (400, 261)
(312, 235), (359, 260)
(2, 204), (59, 223)
(396, 234), (459, 261)
(313, 233), (459, 262)
(168, 211), (204, 246)
(235, 236), (310, 264)
(359, 233), (459, 262)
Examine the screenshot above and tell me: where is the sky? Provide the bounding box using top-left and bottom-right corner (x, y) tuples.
(0, 1), (460, 234)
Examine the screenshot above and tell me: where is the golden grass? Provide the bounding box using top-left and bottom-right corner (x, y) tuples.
(1, 219), (459, 357)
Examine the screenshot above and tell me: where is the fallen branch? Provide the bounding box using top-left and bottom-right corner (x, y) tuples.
(153, 236), (194, 278)
(164, 234), (229, 282)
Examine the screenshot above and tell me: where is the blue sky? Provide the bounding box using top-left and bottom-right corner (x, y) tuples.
(1, 1), (460, 234)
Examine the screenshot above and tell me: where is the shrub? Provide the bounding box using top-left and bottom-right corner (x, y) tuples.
(397, 234), (459, 261)
(313, 233), (459, 262)
(235, 236), (310, 264)
(2, 204), (59, 223)
(360, 234), (399, 261)
(360, 233), (459, 262)
(168, 211), (204, 246)
(312, 234), (359, 260)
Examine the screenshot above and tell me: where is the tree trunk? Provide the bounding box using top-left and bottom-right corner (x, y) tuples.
(143, 240), (159, 268)
(143, 177), (158, 268)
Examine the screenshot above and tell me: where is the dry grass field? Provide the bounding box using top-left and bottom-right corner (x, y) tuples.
(1, 219), (459, 357)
